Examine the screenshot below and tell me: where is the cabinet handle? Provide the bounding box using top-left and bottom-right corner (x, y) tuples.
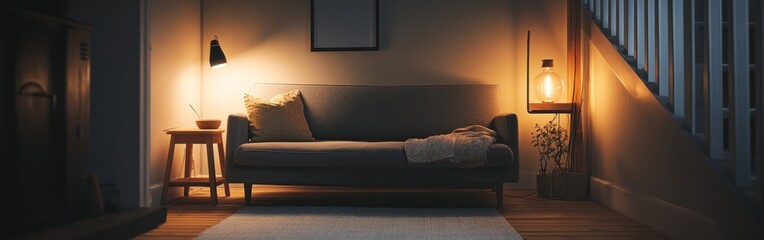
(16, 82), (56, 109)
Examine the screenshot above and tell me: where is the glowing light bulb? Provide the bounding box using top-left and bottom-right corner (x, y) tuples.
(532, 59), (564, 103)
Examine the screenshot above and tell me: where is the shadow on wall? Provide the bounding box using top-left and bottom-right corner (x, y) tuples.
(208, 0), (298, 50)
(217, 44), (488, 87)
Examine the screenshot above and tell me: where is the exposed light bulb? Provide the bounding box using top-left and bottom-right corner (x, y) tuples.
(532, 59), (564, 103)
(544, 75), (552, 98)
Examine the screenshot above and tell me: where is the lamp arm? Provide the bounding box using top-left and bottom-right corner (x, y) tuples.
(526, 30), (530, 113)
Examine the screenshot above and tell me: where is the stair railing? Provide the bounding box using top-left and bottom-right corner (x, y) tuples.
(581, 0), (763, 209)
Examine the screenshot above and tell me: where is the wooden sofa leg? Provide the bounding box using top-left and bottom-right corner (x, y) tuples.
(495, 183), (504, 208)
(244, 183), (252, 205)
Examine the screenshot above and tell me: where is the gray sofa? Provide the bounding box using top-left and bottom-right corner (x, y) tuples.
(226, 84), (519, 207)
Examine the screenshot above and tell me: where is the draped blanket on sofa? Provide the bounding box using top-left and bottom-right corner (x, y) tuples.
(404, 125), (497, 168)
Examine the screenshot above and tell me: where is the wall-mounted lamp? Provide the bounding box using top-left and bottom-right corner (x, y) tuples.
(526, 31), (572, 114)
(209, 35), (227, 69)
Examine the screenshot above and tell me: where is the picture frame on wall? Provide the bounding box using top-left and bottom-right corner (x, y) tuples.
(311, 0), (379, 51)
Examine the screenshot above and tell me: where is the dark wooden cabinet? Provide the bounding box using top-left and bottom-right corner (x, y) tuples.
(1, 8), (92, 238)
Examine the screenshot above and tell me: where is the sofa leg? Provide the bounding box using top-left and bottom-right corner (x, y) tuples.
(244, 183), (252, 205)
(495, 183), (504, 208)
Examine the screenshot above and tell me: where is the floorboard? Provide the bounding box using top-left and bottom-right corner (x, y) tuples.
(134, 184), (671, 240)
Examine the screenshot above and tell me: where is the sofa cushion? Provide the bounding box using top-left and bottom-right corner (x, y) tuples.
(233, 141), (513, 168)
(243, 90), (315, 142)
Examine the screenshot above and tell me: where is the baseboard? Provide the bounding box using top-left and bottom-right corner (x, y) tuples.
(149, 182), (188, 207)
(149, 177), (214, 206)
(505, 172), (536, 189)
(149, 183), (163, 207)
(590, 177), (722, 240)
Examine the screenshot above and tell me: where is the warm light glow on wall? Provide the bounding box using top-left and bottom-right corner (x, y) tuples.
(198, 0), (569, 189)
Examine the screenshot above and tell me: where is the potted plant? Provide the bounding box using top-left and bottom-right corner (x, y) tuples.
(531, 114), (569, 198)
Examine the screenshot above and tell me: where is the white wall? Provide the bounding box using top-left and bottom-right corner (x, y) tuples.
(585, 21), (762, 239)
(148, 0), (202, 206)
(198, 0), (569, 188)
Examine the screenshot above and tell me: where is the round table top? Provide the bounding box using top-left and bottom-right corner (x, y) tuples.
(164, 128), (225, 134)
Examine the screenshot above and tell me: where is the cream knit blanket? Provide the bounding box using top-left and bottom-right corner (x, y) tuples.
(404, 125), (497, 168)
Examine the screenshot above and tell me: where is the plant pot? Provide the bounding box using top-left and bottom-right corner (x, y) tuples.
(548, 169), (589, 200)
(549, 166), (565, 199)
(562, 171), (588, 200)
(536, 175), (549, 198)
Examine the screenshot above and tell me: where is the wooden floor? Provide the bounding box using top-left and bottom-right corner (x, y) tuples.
(135, 184), (671, 240)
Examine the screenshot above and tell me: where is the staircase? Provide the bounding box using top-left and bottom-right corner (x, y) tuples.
(581, 0), (763, 214)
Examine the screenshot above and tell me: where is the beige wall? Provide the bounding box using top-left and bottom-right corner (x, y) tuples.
(149, 0), (202, 205)
(586, 29), (761, 239)
(199, 0), (569, 188)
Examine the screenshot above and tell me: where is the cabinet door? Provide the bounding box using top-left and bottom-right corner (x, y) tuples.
(13, 17), (69, 235)
(3, 8), (92, 238)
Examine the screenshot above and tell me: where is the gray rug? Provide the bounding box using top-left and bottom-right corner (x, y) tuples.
(196, 206), (522, 240)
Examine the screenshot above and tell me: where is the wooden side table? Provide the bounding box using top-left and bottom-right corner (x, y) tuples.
(160, 128), (230, 205)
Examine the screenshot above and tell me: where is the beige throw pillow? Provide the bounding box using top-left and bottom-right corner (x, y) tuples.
(243, 90), (315, 142)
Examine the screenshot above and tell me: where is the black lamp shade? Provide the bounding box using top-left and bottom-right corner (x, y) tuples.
(209, 35), (227, 69)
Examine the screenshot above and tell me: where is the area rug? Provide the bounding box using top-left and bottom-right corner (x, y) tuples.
(196, 206), (522, 240)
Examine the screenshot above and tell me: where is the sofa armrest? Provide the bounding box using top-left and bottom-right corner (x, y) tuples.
(226, 114), (249, 170)
(491, 113), (519, 182)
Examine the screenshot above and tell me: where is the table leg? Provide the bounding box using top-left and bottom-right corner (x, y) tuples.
(206, 143), (218, 206)
(217, 142), (230, 197)
(160, 136), (177, 205)
(183, 144), (193, 196)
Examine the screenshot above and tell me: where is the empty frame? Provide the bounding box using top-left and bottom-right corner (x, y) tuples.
(311, 0), (379, 51)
